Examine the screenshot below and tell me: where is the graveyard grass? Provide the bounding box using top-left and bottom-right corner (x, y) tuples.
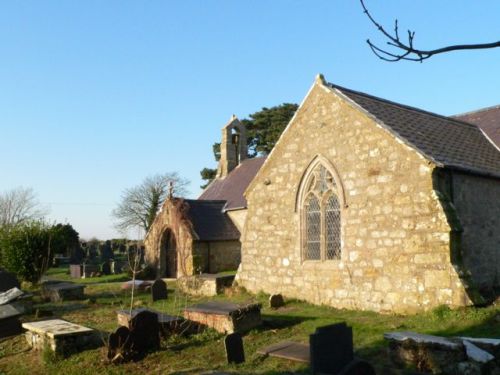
(0, 267), (499, 374)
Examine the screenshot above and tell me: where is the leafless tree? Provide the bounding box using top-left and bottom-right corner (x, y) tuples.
(112, 172), (189, 234)
(0, 187), (48, 227)
(361, 0), (500, 62)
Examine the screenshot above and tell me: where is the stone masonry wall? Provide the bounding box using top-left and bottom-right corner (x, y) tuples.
(144, 199), (195, 278)
(227, 209), (247, 233)
(236, 78), (471, 313)
(451, 172), (500, 293)
(194, 241), (241, 273)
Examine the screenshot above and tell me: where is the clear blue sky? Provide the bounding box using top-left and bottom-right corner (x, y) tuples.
(1, 1), (499, 239)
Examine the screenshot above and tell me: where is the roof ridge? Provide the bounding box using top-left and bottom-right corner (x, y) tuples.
(453, 104), (500, 118)
(329, 83), (478, 130)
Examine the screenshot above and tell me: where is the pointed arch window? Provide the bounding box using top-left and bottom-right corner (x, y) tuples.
(300, 162), (343, 261)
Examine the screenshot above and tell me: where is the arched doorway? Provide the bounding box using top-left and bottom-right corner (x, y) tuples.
(159, 229), (177, 278)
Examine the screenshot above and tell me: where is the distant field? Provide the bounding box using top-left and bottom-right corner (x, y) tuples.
(1, 267), (499, 374)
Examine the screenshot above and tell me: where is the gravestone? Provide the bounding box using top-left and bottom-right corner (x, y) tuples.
(0, 287), (24, 305)
(310, 322), (353, 375)
(107, 326), (132, 362)
(100, 240), (114, 262)
(269, 294), (285, 308)
(101, 261), (111, 275)
(82, 263), (100, 278)
(225, 332), (245, 364)
(0, 268), (20, 292)
(0, 303), (23, 338)
(129, 310), (160, 353)
(151, 279), (168, 302)
(69, 264), (82, 278)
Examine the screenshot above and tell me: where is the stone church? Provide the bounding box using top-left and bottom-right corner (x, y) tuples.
(235, 74), (500, 313)
(144, 116), (264, 278)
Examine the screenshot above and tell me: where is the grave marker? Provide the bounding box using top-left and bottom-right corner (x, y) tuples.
(151, 279), (168, 302)
(224, 332), (245, 364)
(269, 294), (285, 308)
(309, 322), (353, 375)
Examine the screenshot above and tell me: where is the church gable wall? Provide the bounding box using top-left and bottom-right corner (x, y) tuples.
(237, 81), (471, 313)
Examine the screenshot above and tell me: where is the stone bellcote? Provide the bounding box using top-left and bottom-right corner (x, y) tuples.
(216, 115), (247, 178)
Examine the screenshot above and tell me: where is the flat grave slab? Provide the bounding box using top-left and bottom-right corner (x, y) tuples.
(121, 279), (152, 291)
(117, 308), (185, 334)
(0, 287), (24, 305)
(41, 282), (85, 302)
(22, 319), (99, 356)
(184, 301), (262, 334)
(177, 273), (235, 297)
(257, 341), (310, 363)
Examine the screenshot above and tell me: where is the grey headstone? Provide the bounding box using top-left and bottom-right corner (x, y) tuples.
(69, 264), (82, 278)
(224, 332), (245, 364)
(0, 287), (24, 305)
(0, 268), (20, 292)
(310, 322), (353, 375)
(151, 279), (168, 302)
(269, 294), (285, 308)
(129, 310), (160, 353)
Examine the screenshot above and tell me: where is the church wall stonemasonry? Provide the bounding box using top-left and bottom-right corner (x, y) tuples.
(236, 79), (473, 313)
(451, 172), (500, 292)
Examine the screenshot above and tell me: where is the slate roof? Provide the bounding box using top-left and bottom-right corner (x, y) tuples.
(199, 157), (267, 210)
(184, 199), (240, 241)
(330, 83), (500, 179)
(453, 105), (500, 149)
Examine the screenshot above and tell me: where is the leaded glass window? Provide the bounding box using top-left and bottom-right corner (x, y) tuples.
(302, 163), (342, 261)
(305, 195), (321, 260)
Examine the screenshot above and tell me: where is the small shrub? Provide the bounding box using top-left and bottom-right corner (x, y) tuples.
(0, 221), (54, 283)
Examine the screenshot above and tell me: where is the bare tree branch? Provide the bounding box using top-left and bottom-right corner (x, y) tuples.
(112, 172), (189, 234)
(0, 187), (48, 227)
(361, 0), (500, 62)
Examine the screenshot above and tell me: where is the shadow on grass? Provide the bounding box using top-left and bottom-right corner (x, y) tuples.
(258, 314), (316, 331)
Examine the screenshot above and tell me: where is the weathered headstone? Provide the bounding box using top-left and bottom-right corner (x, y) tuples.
(82, 263), (99, 278)
(224, 332), (245, 364)
(0, 287), (24, 305)
(69, 264), (82, 278)
(151, 279), (168, 302)
(0, 268), (20, 292)
(269, 294), (285, 308)
(108, 325), (132, 362)
(129, 310), (160, 353)
(0, 303), (23, 338)
(310, 322), (353, 375)
(257, 341), (310, 363)
(101, 261), (111, 275)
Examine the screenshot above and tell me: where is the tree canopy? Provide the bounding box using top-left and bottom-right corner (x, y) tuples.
(112, 172), (189, 234)
(200, 103), (298, 188)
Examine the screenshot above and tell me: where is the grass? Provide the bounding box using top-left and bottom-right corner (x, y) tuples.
(0, 267), (499, 374)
